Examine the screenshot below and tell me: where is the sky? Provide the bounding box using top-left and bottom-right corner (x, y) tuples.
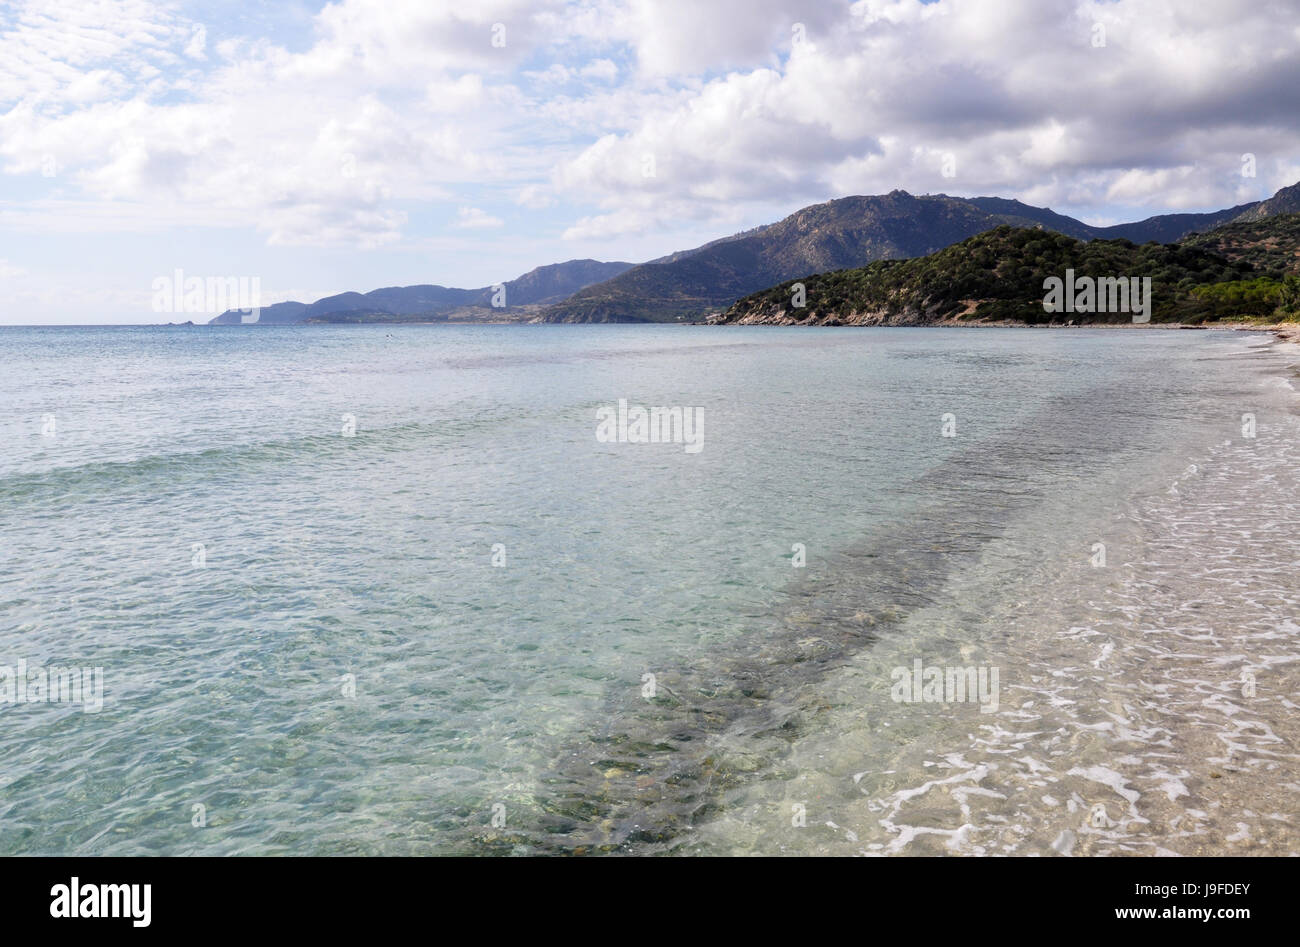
(0, 0), (1297, 324)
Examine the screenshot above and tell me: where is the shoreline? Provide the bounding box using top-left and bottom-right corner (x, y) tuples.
(33, 320), (1300, 346)
(687, 335), (1300, 856)
(700, 317), (1300, 352)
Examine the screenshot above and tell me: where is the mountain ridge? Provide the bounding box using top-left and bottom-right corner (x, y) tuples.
(537, 185), (1293, 323)
(211, 181), (1297, 326)
(210, 258), (633, 325)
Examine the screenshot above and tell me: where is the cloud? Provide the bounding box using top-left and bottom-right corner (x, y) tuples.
(593, 0), (843, 78)
(515, 184), (556, 208)
(0, 0), (194, 109)
(555, 0), (1300, 235)
(453, 206), (504, 229)
(184, 24), (207, 60)
(0, 0), (564, 247)
(581, 58), (618, 82)
(2, 0), (1300, 269)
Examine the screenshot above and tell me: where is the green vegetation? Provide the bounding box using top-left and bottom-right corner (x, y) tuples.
(721, 226), (1262, 325)
(1285, 275), (1300, 314)
(303, 310), (451, 324)
(1188, 276), (1300, 320)
(1180, 213), (1300, 278)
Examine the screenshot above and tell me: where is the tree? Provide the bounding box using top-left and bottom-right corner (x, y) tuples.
(1279, 275), (1300, 315)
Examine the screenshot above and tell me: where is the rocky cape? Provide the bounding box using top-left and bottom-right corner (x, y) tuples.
(714, 222), (1300, 327)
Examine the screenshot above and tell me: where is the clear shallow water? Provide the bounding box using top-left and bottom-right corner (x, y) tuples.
(0, 324), (1295, 855)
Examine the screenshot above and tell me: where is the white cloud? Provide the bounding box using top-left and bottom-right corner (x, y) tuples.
(184, 24), (207, 60)
(595, 0), (842, 78)
(555, 0), (1300, 235)
(0, 0), (566, 247)
(2, 0), (1299, 269)
(453, 206), (504, 229)
(515, 184), (556, 209)
(0, 0), (193, 108)
(581, 58), (618, 82)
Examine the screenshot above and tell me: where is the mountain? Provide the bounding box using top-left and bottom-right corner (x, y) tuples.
(538, 190), (1290, 323)
(965, 195), (1257, 242)
(715, 225), (1256, 326)
(501, 259), (637, 305)
(1087, 205), (1258, 243)
(209, 259), (633, 325)
(644, 222), (781, 265)
(211, 181), (1299, 327)
(209, 300), (308, 325)
(306, 286), (478, 319)
(1181, 213), (1300, 277)
(539, 191), (1077, 323)
(960, 197), (1098, 238)
(1231, 181), (1300, 222)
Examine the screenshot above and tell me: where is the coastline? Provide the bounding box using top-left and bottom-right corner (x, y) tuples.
(1266, 322), (1300, 349)
(698, 314), (1300, 354)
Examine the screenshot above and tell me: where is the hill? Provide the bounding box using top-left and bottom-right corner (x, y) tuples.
(1230, 181), (1300, 223)
(209, 259), (633, 325)
(715, 226), (1258, 326)
(539, 191), (1088, 322)
(538, 189), (1287, 323)
(1180, 213), (1300, 277)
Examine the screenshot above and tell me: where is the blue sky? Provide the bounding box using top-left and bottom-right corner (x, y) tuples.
(1, 0), (1296, 323)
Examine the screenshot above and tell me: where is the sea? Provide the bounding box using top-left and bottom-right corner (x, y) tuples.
(1, 324), (1296, 855)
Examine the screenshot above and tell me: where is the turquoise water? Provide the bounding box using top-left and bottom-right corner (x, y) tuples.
(1, 325), (1296, 854)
